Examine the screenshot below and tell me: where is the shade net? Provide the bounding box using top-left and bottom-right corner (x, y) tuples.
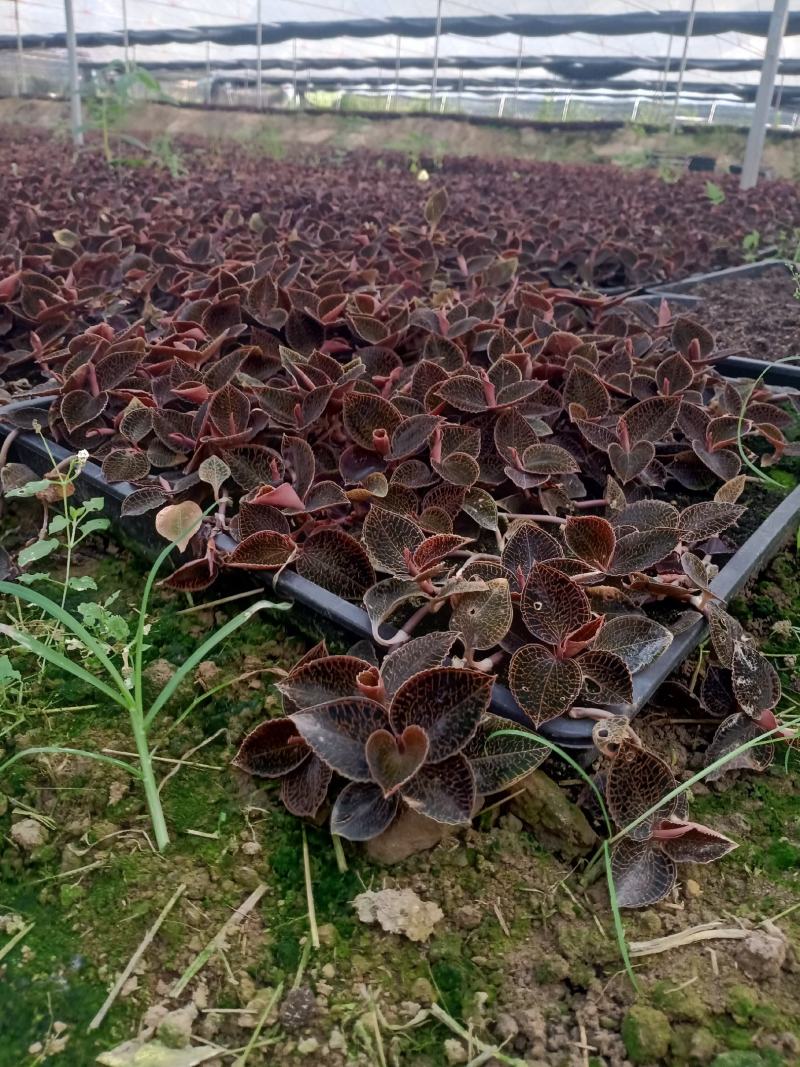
(1, 1), (799, 120)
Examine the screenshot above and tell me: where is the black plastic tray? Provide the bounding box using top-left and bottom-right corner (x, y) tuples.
(3, 394), (800, 750)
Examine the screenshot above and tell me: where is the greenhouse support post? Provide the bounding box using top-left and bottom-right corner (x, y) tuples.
(292, 39), (298, 107)
(256, 0), (263, 109)
(513, 35), (523, 116)
(64, 0), (84, 147)
(121, 0), (130, 71)
(657, 32), (673, 117)
(741, 0), (790, 189)
(669, 0), (697, 134)
(13, 0), (24, 95)
(430, 0), (443, 111)
(393, 36), (401, 111)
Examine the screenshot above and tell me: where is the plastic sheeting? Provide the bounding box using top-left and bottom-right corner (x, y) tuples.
(74, 56), (800, 78)
(3, 1), (800, 99)
(196, 71), (800, 104)
(3, 12), (800, 52)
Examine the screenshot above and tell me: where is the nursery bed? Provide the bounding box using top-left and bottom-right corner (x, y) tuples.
(3, 400), (800, 752)
(651, 260), (800, 366)
(694, 267), (800, 365)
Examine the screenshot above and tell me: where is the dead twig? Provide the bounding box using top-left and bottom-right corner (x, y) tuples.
(428, 1003), (527, 1067)
(0, 921), (34, 964)
(629, 921), (750, 958)
(170, 883), (267, 998)
(158, 729), (225, 793)
(89, 883), (186, 1030)
(493, 902), (510, 937)
(101, 748), (221, 772)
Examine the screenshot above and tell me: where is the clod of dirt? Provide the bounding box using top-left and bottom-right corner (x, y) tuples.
(353, 888), (443, 942)
(510, 770), (597, 859)
(10, 817), (49, 851)
(157, 1004), (198, 1050)
(444, 1038), (468, 1064)
(143, 659), (176, 691)
(279, 987), (317, 1031)
(454, 904), (483, 930)
(0, 913), (27, 935)
(493, 1012), (519, 1042)
(296, 1037), (319, 1055)
(621, 1005), (672, 1065)
(365, 807), (449, 864)
(195, 660), (221, 690)
(736, 924), (788, 979)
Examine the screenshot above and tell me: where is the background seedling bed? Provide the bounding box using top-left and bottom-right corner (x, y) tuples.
(4, 400), (800, 754)
(650, 259), (800, 365)
(694, 268), (799, 366)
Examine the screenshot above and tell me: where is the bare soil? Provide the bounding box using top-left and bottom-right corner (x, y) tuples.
(694, 267), (800, 363)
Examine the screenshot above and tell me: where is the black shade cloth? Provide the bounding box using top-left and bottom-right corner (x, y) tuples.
(4, 11), (800, 52)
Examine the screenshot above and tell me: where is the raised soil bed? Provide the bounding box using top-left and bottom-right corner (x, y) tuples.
(694, 266), (800, 365)
(652, 260), (800, 364)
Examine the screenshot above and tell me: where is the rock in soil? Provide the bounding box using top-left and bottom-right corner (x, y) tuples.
(736, 925), (788, 979)
(157, 1004), (197, 1049)
(365, 807), (449, 863)
(10, 818), (49, 851)
(510, 769), (598, 859)
(279, 987), (317, 1032)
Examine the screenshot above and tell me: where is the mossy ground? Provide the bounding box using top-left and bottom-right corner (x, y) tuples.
(1, 528), (799, 1066)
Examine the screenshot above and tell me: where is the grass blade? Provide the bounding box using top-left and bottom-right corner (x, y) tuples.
(0, 746), (142, 778)
(490, 729), (613, 836)
(604, 840), (639, 991)
(144, 599), (290, 728)
(0, 624), (131, 710)
(302, 825), (320, 950)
